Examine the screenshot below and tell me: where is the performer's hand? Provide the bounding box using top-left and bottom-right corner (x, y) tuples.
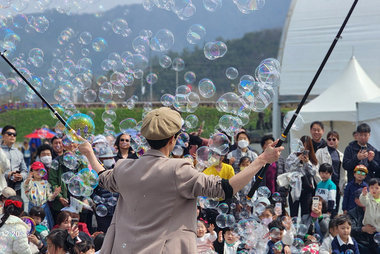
(262, 139), (284, 164)
(78, 140), (94, 157)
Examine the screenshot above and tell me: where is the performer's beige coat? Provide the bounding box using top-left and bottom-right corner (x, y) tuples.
(98, 149), (225, 254)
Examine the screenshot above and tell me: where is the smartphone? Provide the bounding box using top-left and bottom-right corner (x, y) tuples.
(71, 218), (79, 227)
(312, 197), (320, 210)
(302, 150), (309, 156)
(15, 170), (21, 174)
(275, 202), (282, 216)
(361, 146), (367, 152)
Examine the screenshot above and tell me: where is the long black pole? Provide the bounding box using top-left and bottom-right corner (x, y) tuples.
(247, 0), (359, 198)
(0, 51), (74, 132)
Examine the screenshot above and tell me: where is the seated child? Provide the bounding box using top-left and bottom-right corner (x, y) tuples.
(196, 220), (217, 253)
(29, 206), (50, 241)
(359, 178), (380, 232)
(342, 164), (368, 213)
(331, 215), (360, 254)
(315, 163), (336, 214)
(266, 219), (290, 254)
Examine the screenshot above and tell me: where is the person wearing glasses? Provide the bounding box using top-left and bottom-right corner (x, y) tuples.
(114, 133), (138, 161)
(1, 125), (27, 196)
(342, 165), (368, 214)
(316, 131), (347, 216)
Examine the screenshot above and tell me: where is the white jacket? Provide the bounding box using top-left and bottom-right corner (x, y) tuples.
(0, 147), (9, 192)
(315, 146), (347, 191)
(0, 215), (32, 254)
(359, 193), (380, 232)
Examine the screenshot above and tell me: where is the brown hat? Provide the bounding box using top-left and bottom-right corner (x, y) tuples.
(141, 107), (182, 140)
(354, 164), (368, 174)
(1, 187), (16, 198)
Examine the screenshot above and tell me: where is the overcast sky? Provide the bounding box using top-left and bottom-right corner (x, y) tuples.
(0, 0), (142, 15)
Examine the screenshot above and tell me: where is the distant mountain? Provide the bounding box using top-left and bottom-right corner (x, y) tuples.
(0, 0), (291, 103)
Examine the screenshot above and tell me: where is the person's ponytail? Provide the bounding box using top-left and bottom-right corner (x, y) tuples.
(0, 196), (24, 228)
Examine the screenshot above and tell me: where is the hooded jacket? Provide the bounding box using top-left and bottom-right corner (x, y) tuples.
(0, 214), (32, 254)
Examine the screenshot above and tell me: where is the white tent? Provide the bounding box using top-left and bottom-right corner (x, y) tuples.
(290, 56), (380, 150)
(357, 97), (380, 150)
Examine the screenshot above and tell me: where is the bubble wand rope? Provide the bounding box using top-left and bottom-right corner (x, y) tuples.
(247, 0), (359, 198)
(0, 51), (75, 134)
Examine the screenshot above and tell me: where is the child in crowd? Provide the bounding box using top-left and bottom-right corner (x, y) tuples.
(74, 240), (96, 254)
(319, 218), (337, 254)
(196, 220), (217, 253)
(331, 215), (359, 254)
(359, 178), (380, 232)
(266, 219), (289, 254)
(342, 164), (368, 213)
(238, 156), (251, 171)
(29, 206), (50, 241)
(213, 228), (241, 253)
(24, 161), (61, 229)
(315, 163), (336, 214)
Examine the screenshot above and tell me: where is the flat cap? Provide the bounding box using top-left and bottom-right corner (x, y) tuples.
(141, 107), (182, 140)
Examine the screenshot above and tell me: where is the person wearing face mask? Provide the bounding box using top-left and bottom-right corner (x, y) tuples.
(227, 132), (258, 173)
(92, 146), (118, 233)
(35, 144), (53, 180)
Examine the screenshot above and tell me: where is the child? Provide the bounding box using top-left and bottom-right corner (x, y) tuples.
(24, 161), (61, 229)
(29, 206), (50, 241)
(359, 178), (380, 232)
(342, 164), (368, 213)
(315, 163), (336, 214)
(320, 218), (337, 254)
(331, 215), (360, 254)
(238, 156), (251, 171)
(213, 228), (241, 253)
(267, 219), (290, 254)
(196, 220), (217, 253)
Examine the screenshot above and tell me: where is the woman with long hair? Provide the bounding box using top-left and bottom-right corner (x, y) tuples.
(114, 133), (138, 161)
(285, 135), (320, 217)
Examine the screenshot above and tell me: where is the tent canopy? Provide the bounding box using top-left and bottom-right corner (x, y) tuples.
(299, 56), (380, 123)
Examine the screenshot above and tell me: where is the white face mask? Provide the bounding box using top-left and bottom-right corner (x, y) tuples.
(238, 140), (249, 149)
(40, 156), (52, 167)
(103, 159), (115, 169)
(262, 217), (273, 226)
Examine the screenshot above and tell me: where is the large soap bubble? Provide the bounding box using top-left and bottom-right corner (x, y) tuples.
(150, 29), (174, 52)
(283, 111), (305, 131)
(226, 67), (239, 80)
(198, 78), (215, 98)
(64, 113), (95, 144)
(204, 41), (227, 60)
(208, 133), (230, 155)
(203, 0), (222, 12)
(186, 24), (206, 44)
(172, 57), (185, 72)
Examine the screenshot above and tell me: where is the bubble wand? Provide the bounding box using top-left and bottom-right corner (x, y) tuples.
(0, 51), (75, 134)
(247, 0), (359, 198)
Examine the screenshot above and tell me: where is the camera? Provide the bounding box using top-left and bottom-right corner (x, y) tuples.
(302, 150), (309, 156)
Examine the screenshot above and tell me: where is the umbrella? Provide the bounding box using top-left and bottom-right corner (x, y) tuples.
(25, 128), (56, 139)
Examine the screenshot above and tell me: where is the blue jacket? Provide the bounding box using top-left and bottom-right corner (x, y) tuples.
(331, 236), (360, 254)
(342, 180), (368, 211)
(343, 141), (380, 182)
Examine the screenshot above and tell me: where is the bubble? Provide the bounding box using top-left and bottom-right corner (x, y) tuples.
(255, 58), (281, 87)
(77, 168), (99, 189)
(172, 57), (185, 72)
(283, 111), (304, 131)
(234, 0), (265, 14)
(226, 67), (238, 80)
(196, 146), (212, 168)
(121, 243), (127, 249)
(198, 78), (215, 98)
(160, 93), (175, 106)
(218, 115), (241, 137)
(159, 54), (172, 68)
(290, 139), (304, 153)
(96, 204), (108, 217)
(102, 110), (117, 123)
(30, 15), (49, 33)
(208, 133), (229, 155)
(216, 214), (227, 228)
(107, 196), (118, 206)
(217, 203), (229, 214)
(186, 24), (206, 44)
(83, 89), (97, 103)
(184, 114), (198, 129)
(254, 202), (266, 215)
(92, 37), (108, 52)
(184, 71), (196, 84)
(203, 0), (222, 12)
(61, 171), (75, 183)
(150, 29), (174, 52)
(78, 31), (92, 45)
(50, 160), (59, 171)
(375, 233), (380, 244)
(112, 18), (131, 37)
(146, 72), (158, 85)
(93, 195), (102, 204)
(38, 168), (47, 178)
(119, 118), (137, 134)
(292, 238), (304, 248)
(21, 217), (36, 235)
(272, 192), (281, 202)
(65, 113), (95, 144)
(176, 132), (190, 147)
(257, 186), (271, 198)
(204, 41), (227, 60)
(296, 224), (308, 236)
(98, 89), (113, 103)
(68, 175), (85, 196)
(216, 92), (244, 115)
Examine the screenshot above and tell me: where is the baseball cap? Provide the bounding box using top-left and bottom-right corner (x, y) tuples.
(31, 161), (45, 171)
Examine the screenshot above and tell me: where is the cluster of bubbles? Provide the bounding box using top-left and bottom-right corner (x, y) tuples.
(195, 132), (230, 170)
(60, 167), (99, 198)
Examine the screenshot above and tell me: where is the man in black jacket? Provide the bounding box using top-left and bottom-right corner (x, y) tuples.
(347, 188), (380, 253)
(343, 123), (380, 182)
